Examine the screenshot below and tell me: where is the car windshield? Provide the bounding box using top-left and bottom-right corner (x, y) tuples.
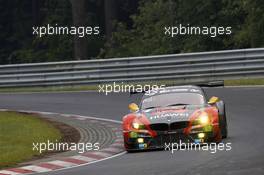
(141, 93), (205, 110)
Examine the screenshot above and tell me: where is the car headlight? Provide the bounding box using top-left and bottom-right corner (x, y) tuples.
(132, 122), (145, 129)
(198, 113), (209, 124)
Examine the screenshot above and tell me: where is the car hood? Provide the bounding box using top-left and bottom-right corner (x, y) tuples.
(141, 105), (203, 124)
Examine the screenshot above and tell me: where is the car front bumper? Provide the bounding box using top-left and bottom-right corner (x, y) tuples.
(124, 125), (214, 151)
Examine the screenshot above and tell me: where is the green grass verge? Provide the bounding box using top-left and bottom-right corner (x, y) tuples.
(224, 78), (264, 86)
(0, 112), (62, 168)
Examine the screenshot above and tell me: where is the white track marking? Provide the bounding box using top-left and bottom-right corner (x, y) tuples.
(47, 160), (78, 167)
(21, 166), (51, 172)
(0, 170), (21, 175)
(70, 155), (97, 162)
(102, 147), (123, 153)
(92, 152), (113, 157)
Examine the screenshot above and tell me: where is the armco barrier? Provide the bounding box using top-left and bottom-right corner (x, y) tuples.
(0, 48), (264, 87)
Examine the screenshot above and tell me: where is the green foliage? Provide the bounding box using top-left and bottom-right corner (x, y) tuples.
(234, 0), (264, 48)
(0, 0), (263, 63)
(100, 0), (176, 58)
(14, 0), (74, 63)
(102, 0), (264, 58)
(0, 0), (74, 64)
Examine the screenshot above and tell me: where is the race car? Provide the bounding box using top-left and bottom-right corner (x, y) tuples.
(122, 85), (228, 151)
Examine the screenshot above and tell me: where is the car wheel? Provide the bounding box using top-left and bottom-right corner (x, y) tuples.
(216, 101), (228, 139)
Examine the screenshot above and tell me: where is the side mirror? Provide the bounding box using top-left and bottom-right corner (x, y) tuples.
(208, 96), (219, 104)
(128, 103), (139, 113)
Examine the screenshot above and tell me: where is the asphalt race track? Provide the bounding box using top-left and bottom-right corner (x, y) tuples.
(0, 87), (264, 175)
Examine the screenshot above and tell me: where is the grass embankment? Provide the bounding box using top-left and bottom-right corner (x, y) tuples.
(224, 78), (264, 86)
(0, 112), (62, 168)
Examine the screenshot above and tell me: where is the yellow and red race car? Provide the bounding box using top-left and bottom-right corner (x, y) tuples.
(122, 85), (228, 151)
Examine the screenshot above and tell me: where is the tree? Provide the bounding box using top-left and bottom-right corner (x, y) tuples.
(70, 0), (88, 60)
(13, 0), (74, 63)
(101, 0), (264, 58)
(100, 0), (177, 58)
(233, 0), (264, 48)
(104, 0), (117, 41)
(32, 0), (40, 25)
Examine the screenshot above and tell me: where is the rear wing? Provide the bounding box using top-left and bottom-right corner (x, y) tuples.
(129, 87), (150, 96)
(195, 80), (224, 87)
(129, 80), (224, 96)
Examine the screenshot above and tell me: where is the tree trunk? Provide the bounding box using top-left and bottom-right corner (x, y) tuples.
(32, 0), (40, 26)
(104, 0), (117, 41)
(70, 0), (88, 60)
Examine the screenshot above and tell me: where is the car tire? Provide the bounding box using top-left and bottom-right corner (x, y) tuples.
(216, 101), (228, 139)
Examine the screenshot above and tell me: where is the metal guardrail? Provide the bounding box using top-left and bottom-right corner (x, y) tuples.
(0, 48), (264, 88)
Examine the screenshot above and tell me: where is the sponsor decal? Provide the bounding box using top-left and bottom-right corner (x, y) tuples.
(159, 88), (200, 94)
(149, 112), (189, 121)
